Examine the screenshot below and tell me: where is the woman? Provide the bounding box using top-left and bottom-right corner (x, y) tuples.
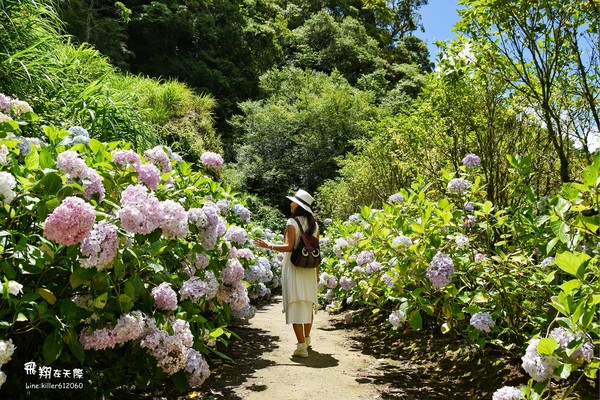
(254, 189), (319, 358)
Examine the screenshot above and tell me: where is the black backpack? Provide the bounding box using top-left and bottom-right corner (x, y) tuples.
(290, 217), (321, 268)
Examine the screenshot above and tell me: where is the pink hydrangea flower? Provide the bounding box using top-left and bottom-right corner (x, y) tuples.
(112, 149), (141, 167)
(56, 151), (88, 179)
(151, 282), (178, 310)
(134, 163), (161, 190)
(44, 196), (96, 245)
(160, 200), (189, 239)
(200, 152), (223, 170)
(144, 146), (172, 173)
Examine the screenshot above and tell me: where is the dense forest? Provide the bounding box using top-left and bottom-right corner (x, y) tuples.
(2, 0), (598, 220)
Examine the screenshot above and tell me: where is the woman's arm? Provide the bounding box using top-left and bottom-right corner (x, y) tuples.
(253, 224), (296, 252)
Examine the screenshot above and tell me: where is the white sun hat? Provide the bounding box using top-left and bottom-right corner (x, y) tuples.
(286, 189), (314, 214)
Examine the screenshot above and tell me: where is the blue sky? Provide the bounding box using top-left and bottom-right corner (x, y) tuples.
(414, 0), (461, 62)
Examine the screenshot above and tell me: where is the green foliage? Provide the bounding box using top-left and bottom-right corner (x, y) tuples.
(0, 0), (219, 157)
(231, 67), (377, 208)
(0, 102), (281, 397)
(317, 152), (599, 398)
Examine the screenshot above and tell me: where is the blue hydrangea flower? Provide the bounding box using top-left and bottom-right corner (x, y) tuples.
(470, 312), (495, 332)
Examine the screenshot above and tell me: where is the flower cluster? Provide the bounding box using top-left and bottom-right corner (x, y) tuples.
(426, 251), (454, 289)
(80, 221), (119, 270)
(0, 338), (15, 388)
(469, 312), (495, 333)
(521, 339), (559, 381)
(392, 235), (412, 248)
(388, 193), (404, 203)
(0, 93), (33, 116)
(339, 276), (354, 290)
(112, 149), (141, 166)
(244, 257), (272, 284)
(60, 126), (90, 146)
(455, 235), (470, 249)
(233, 203), (251, 222)
(186, 349), (211, 387)
(141, 318), (193, 375)
(152, 282), (178, 311)
(388, 310), (406, 328)
(44, 196), (96, 245)
(549, 327), (594, 363)
(225, 226), (247, 245)
(356, 250), (375, 266)
(188, 201), (226, 249)
(119, 185), (163, 235)
(462, 153), (481, 168)
(57, 151), (105, 201)
(447, 178), (471, 195)
(144, 146), (172, 173)
(492, 386), (522, 400)
(160, 199), (189, 239)
(222, 258), (245, 285)
(319, 272), (338, 289)
(200, 151), (223, 170)
(0, 171), (16, 204)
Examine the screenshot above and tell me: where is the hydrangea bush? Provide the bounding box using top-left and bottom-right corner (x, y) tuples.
(318, 157), (599, 398)
(0, 96), (281, 397)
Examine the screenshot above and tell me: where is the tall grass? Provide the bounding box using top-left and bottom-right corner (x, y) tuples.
(0, 0), (219, 155)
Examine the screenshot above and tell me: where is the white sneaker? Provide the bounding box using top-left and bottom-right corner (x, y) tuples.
(305, 336), (311, 348)
(293, 343), (308, 358)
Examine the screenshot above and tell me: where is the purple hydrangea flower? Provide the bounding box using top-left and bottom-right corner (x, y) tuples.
(521, 339), (559, 381)
(447, 178), (471, 195)
(462, 153), (481, 167)
(151, 282), (178, 311)
(388, 193), (404, 203)
(388, 310), (406, 328)
(426, 252), (454, 289)
(80, 221), (119, 270)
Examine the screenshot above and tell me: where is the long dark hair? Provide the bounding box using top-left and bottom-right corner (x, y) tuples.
(291, 205), (317, 235)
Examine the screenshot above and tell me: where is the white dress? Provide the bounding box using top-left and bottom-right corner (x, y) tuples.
(282, 217), (319, 324)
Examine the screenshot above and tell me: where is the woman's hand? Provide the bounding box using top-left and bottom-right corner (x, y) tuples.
(253, 239), (269, 249)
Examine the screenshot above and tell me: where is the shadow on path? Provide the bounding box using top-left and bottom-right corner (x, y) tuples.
(199, 304), (279, 399)
(288, 349), (339, 368)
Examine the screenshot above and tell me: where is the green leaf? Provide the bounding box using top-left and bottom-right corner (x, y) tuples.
(551, 220), (569, 243)
(556, 363), (572, 380)
(560, 279), (581, 295)
(555, 251), (590, 279)
(537, 338), (558, 356)
(24, 147), (40, 170)
(43, 329), (64, 364)
(92, 293), (108, 309)
(408, 310), (422, 330)
(34, 173), (63, 195)
(210, 327), (225, 338)
(70, 267), (97, 288)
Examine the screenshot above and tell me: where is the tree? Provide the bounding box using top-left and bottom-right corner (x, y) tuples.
(230, 67), (376, 208)
(457, 0), (600, 182)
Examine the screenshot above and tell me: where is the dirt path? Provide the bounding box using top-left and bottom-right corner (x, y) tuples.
(200, 296), (385, 399)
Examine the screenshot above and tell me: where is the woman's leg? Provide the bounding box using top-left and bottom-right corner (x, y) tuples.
(292, 324), (305, 343)
(303, 323), (312, 338)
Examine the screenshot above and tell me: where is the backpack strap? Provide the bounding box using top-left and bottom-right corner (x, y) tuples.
(293, 217), (305, 235)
